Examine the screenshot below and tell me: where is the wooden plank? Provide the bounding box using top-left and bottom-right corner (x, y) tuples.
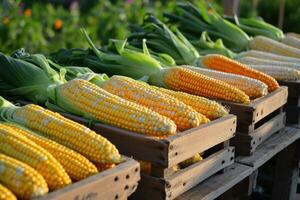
(64, 113), (236, 168)
(236, 127), (300, 169)
(131, 174), (166, 200)
(175, 163), (253, 200)
(39, 158), (140, 200)
(93, 123), (169, 166)
(232, 112), (286, 156)
(132, 148), (234, 200)
(290, 123), (300, 129)
(279, 80), (300, 98)
(166, 115), (236, 166)
(272, 140), (300, 200)
(218, 169), (258, 200)
(222, 87), (287, 124)
(251, 112), (285, 150)
(246, 87), (287, 123)
(166, 147), (235, 199)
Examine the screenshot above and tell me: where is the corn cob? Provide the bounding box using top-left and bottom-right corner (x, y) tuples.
(179, 153), (203, 168)
(239, 50), (300, 63)
(184, 66), (268, 99)
(0, 124), (71, 190)
(286, 32), (300, 39)
(249, 36), (300, 58)
(200, 54), (279, 92)
(139, 160), (152, 174)
(238, 57), (300, 70)
(281, 35), (300, 49)
(93, 163), (116, 172)
(149, 67), (250, 104)
(9, 103), (121, 164)
(101, 75), (209, 130)
(247, 65), (300, 81)
(0, 184), (16, 200)
(153, 86), (228, 120)
(138, 160), (180, 174)
(0, 154), (48, 199)
(5, 123), (98, 181)
(56, 79), (177, 136)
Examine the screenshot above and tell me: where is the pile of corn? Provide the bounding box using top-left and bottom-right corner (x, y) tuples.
(0, 98), (121, 199)
(2, 10), (300, 199)
(236, 34), (300, 81)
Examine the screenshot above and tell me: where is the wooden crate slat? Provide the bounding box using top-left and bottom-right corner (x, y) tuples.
(39, 158), (140, 200)
(165, 147), (235, 199)
(271, 140), (300, 200)
(131, 174), (166, 200)
(279, 80), (300, 98)
(61, 113), (169, 166)
(93, 124), (169, 166)
(222, 87), (288, 124)
(62, 113), (236, 168)
(175, 163), (253, 200)
(236, 127), (300, 169)
(231, 112), (286, 155)
(132, 147), (234, 200)
(166, 115), (236, 166)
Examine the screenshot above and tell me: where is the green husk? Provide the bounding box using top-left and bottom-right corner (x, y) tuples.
(129, 14), (200, 66)
(0, 52), (64, 104)
(226, 16), (284, 41)
(190, 32), (236, 58)
(164, 2), (250, 51)
(48, 59), (110, 86)
(0, 96), (18, 122)
(81, 28), (164, 79)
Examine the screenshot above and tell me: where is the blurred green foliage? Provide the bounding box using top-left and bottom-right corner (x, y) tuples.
(239, 0), (300, 33)
(0, 0), (222, 54)
(1, 0), (298, 54)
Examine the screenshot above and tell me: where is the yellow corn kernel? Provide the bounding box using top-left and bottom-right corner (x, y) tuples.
(153, 86), (228, 120)
(57, 79), (177, 136)
(200, 54), (279, 92)
(179, 153), (203, 168)
(138, 160), (180, 174)
(93, 163), (116, 172)
(184, 66), (268, 99)
(0, 154), (48, 199)
(12, 104), (121, 164)
(0, 124), (71, 190)
(0, 184), (16, 200)
(5, 123), (98, 181)
(149, 67), (250, 104)
(101, 75), (209, 130)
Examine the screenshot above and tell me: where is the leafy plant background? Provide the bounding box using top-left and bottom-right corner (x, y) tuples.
(0, 0), (298, 54)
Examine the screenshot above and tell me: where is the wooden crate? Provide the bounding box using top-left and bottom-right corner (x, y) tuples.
(236, 127), (300, 200)
(279, 81), (300, 125)
(62, 114), (237, 200)
(175, 163), (253, 200)
(38, 157), (140, 200)
(221, 87), (288, 156)
(131, 147), (235, 200)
